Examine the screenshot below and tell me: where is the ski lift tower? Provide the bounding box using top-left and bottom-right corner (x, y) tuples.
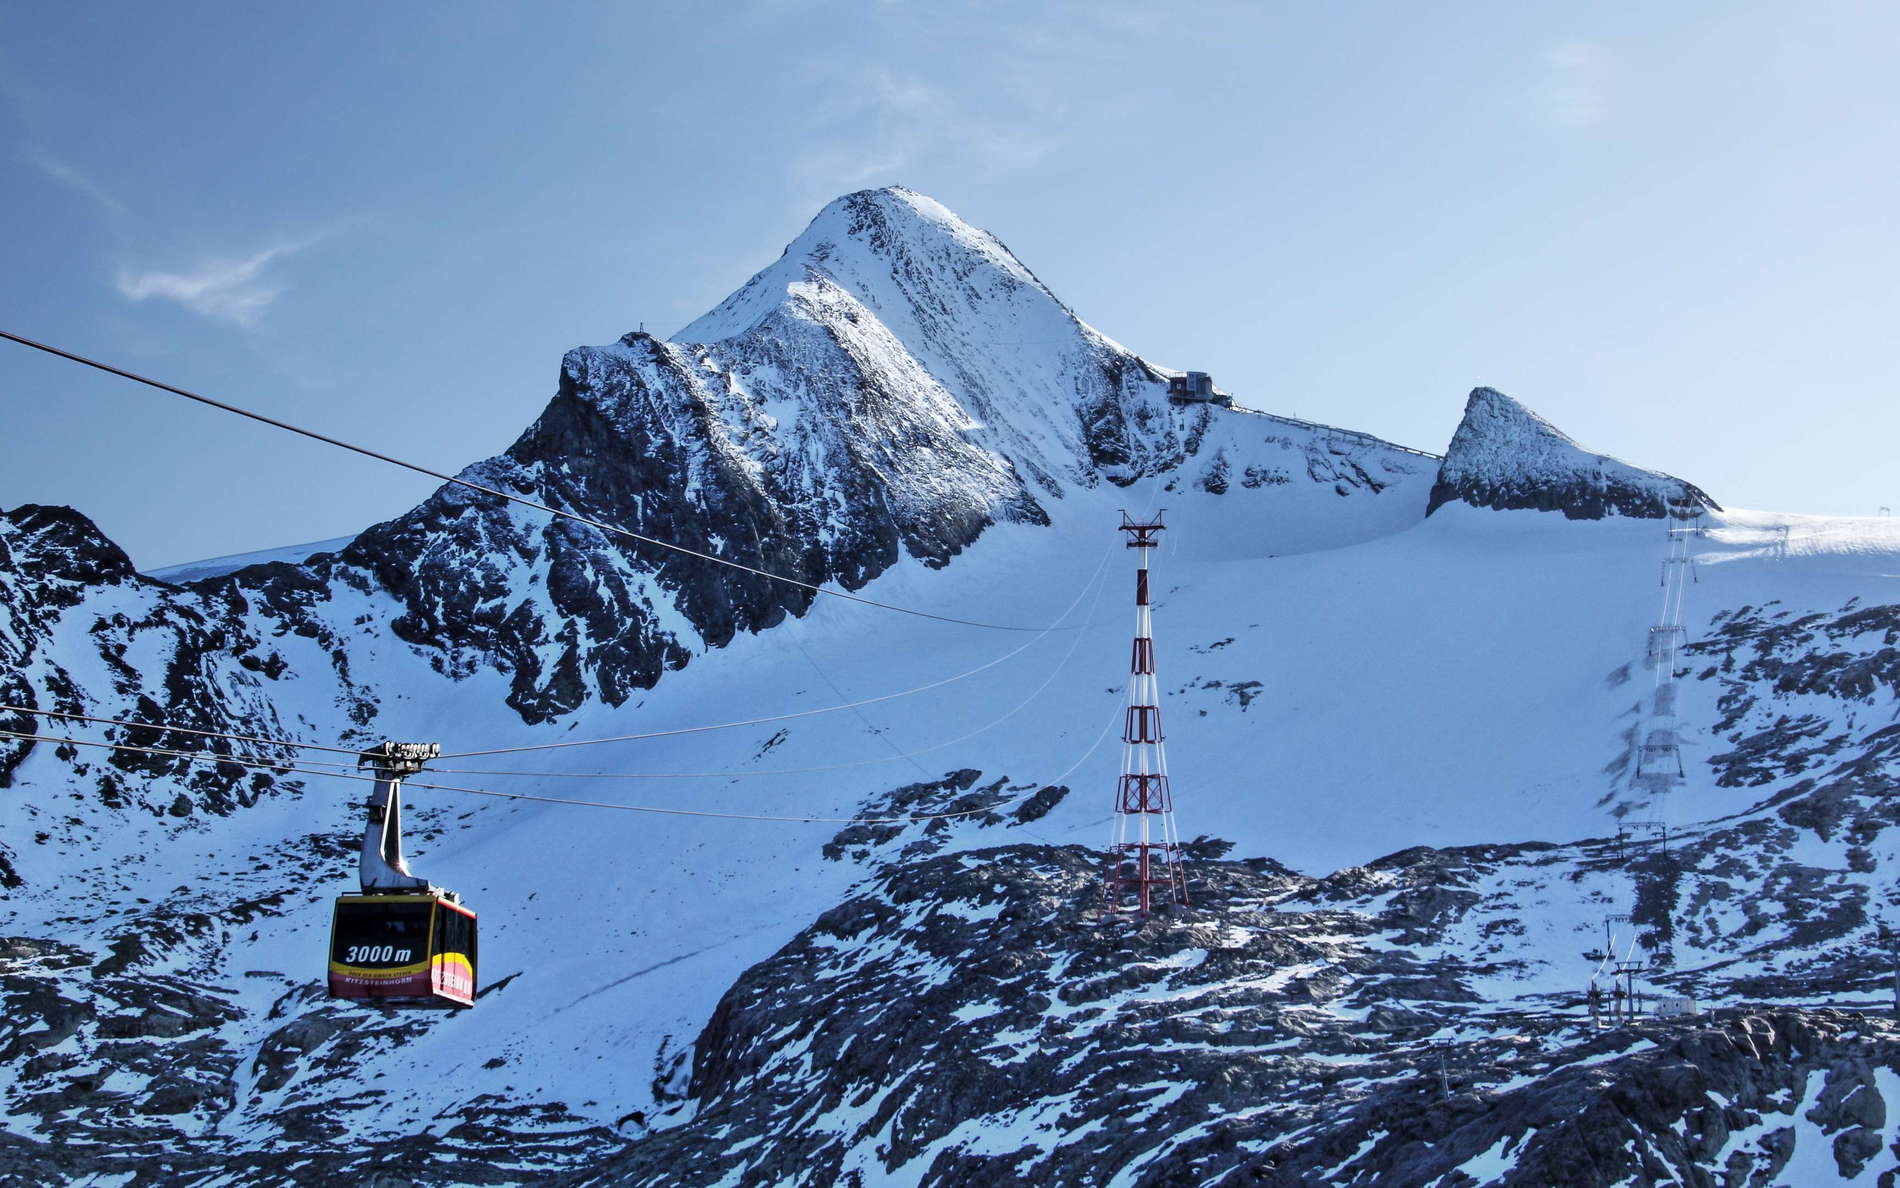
(1612, 957), (1650, 1023)
(1102, 511), (1189, 918)
(1635, 496), (1701, 858)
(1584, 914), (1650, 1028)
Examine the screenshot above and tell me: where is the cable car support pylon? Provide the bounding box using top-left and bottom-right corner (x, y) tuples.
(1102, 511), (1189, 919)
(1635, 497), (1702, 858)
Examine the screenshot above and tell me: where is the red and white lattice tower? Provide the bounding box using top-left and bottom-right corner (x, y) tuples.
(1104, 510), (1189, 918)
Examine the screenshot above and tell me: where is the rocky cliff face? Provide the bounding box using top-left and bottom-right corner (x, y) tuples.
(1427, 387), (1717, 520)
(678, 187), (1186, 489)
(0, 507), (316, 855)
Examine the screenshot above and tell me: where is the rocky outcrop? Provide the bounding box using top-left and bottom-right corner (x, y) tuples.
(566, 841), (1900, 1188)
(2, 504), (139, 595)
(1427, 387), (1716, 519)
(8, 808), (1899, 1188)
(0, 506), (309, 828)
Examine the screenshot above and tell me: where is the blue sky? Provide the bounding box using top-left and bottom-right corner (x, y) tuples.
(3, 1), (1896, 567)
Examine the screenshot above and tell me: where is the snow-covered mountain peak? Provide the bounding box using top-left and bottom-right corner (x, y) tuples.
(677, 186), (1098, 354)
(806, 185), (1034, 284)
(665, 187), (1249, 507)
(1427, 385), (1717, 519)
(1458, 385), (1575, 451)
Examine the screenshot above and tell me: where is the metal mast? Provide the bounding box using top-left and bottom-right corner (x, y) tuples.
(358, 741), (445, 895)
(1583, 914), (1649, 1029)
(1635, 497), (1701, 855)
(1104, 511), (1188, 918)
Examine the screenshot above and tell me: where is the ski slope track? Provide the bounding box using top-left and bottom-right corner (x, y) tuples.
(2, 186), (1898, 1186)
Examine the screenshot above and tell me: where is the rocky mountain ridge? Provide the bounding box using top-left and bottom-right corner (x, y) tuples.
(149, 187), (1435, 729)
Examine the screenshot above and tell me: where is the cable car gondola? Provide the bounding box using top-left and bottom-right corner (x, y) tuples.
(329, 892), (476, 1006)
(328, 742), (478, 1008)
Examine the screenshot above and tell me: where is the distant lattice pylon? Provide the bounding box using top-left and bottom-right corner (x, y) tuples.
(1103, 510), (1188, 918)
(1636, 496), (1701, 857)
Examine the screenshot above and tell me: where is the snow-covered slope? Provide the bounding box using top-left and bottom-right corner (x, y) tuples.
(3, 188), (1898, 1187)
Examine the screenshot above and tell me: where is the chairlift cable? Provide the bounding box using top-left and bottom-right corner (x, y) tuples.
(439, 469), (1156, 760)
(0, 327), (1067, 634)
(0, 566), (1094, 768)
(0, 703), (365, 758)
(1, 716), (1121, 825)
(436, 561), (1111, 759)
(1, 605), (1079, 768)
(432, 531), (1119, 780)
(0, 729), (378, 780)
(407, 692), (1128, 824)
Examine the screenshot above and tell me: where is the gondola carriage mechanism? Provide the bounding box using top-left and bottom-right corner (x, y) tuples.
(328, 741), (477, 1008)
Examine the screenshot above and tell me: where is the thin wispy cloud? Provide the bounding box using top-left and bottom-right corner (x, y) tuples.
(1540, 42), (1614, 129)
(792, 66), (1051, 198)
(24, 145), (125, 217)
(114, 240), (312, 329)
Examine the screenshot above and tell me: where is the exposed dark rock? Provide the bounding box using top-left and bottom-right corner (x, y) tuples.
(0, 505), (306, 819)
(2, 504), (138, 593)
(565, 843), (1900, 1188)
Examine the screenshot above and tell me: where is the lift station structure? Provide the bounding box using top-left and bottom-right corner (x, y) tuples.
(1166, 371), (1232, 406)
